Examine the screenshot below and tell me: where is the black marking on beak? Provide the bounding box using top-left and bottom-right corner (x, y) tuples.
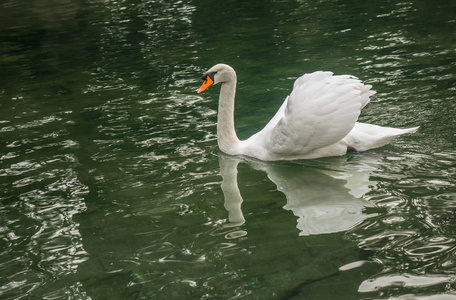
(202, 71), (217, 82)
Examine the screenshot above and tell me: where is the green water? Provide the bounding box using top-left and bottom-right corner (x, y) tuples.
(1, 0), (455, 299)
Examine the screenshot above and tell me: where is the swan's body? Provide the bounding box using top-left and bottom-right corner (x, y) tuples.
(198, 64), (418, 161)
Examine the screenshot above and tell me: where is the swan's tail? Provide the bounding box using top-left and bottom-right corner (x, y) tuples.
(399, 126), (420, 134)
(345, 123), (419, 152)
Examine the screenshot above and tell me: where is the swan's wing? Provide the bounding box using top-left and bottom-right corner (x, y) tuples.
(264, 71), (375, 156)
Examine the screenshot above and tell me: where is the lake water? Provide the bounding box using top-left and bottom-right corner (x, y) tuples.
(1, 0), (455, 299)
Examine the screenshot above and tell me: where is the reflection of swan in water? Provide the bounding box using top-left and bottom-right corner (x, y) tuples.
(219, 154), (381, 236)
(219, 157), (245, 227)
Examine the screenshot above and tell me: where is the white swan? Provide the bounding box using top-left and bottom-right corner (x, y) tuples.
(197, 64), (418, 161)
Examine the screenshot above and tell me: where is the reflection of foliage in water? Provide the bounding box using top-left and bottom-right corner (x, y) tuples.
(0, 0), (455, 299)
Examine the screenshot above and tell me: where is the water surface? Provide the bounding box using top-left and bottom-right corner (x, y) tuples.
(1, 0), (455, 299)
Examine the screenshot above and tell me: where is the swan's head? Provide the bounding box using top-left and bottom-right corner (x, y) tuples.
(197, 64), (235, 94)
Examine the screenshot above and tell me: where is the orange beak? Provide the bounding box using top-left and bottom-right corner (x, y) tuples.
(197, 76), (214, 94)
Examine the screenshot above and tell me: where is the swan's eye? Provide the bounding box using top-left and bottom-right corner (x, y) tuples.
(202, 71), (217, 81)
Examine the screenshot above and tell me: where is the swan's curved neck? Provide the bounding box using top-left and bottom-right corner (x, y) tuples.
(217, 74), (240, 154)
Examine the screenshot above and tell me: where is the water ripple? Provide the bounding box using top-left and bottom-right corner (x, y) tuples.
(0, 108), (89, 298)
(0, 0), (455, 298)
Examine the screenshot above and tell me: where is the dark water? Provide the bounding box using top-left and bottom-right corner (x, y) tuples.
(1, 0), (455, 299)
